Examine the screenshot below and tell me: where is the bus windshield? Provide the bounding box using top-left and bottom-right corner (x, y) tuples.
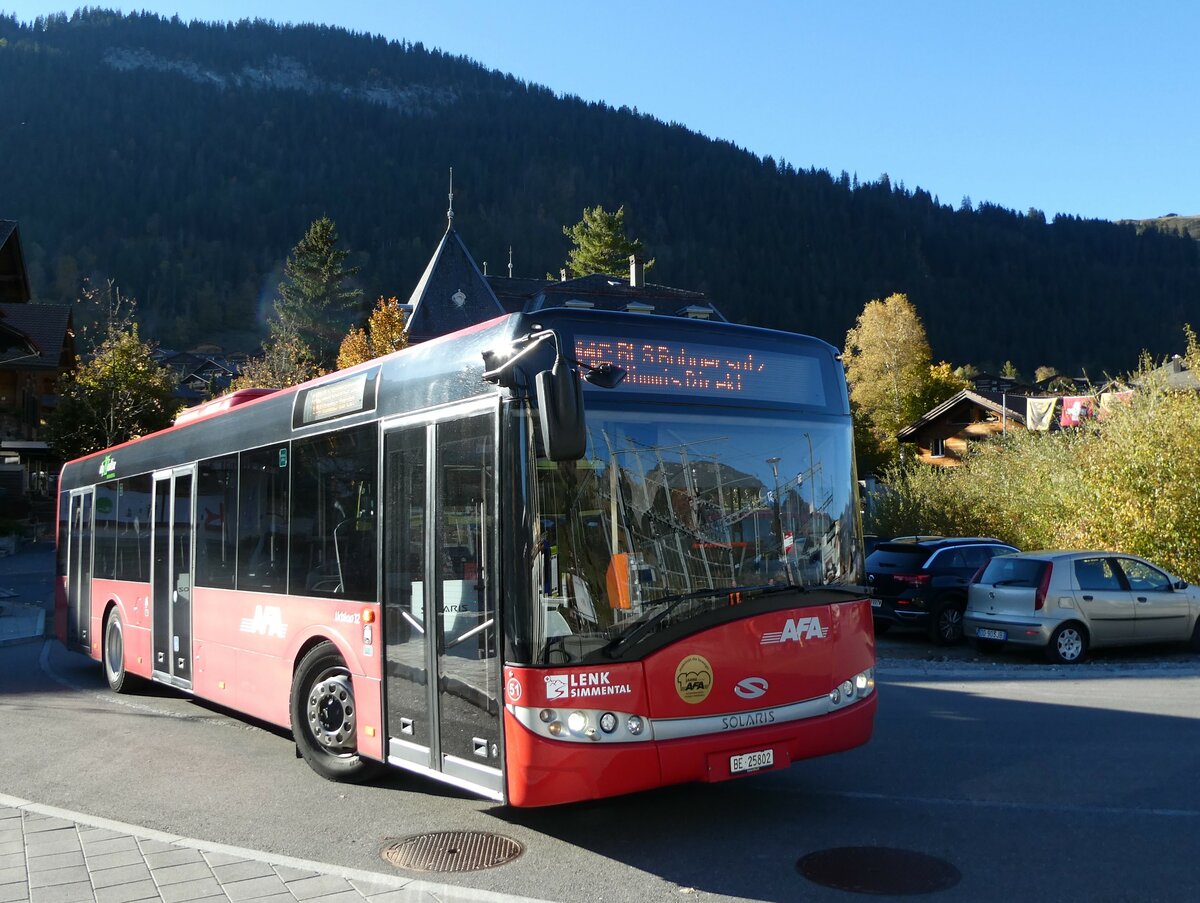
(531, 407), (861, 664)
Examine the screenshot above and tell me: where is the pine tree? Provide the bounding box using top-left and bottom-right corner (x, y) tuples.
(274, 217), (363, 367)
(563, 205), (653, 277)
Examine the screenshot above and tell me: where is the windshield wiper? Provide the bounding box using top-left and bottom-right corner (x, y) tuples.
(605, 584), (803, 655)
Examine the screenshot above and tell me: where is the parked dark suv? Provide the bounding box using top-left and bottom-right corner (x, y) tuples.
(866, 536), (1018, 644)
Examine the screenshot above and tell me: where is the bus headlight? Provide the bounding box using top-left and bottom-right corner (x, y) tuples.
(626, 716), (645, 736)
(829, 669), (874, 709)
(566, 711), (588, 734)
(599, 712), (618, 734)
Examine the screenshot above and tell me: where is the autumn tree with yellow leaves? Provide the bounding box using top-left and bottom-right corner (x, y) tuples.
(336, 296), (409, 369)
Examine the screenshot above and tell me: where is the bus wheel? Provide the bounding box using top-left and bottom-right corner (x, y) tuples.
(290, 642), (380, 783)
(103, 608), (137, 694)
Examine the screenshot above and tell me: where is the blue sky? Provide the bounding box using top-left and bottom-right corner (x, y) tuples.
(4, 1), (1197, 222)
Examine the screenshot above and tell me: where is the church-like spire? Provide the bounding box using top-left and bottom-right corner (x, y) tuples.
(447, 166), (454, 227)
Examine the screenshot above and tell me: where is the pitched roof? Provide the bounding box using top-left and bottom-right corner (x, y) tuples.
(0, 220), (32, 303)
(0, 302), (73, 368)
(898, 389), (1027, 440)
(484, 272), (725, 321)
(404, 226), (507, 343)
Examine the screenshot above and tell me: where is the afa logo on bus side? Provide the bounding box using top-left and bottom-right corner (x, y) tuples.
(675, 653), (713, 704)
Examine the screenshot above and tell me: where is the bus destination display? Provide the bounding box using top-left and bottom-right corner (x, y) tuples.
(572, 335), (827, 406)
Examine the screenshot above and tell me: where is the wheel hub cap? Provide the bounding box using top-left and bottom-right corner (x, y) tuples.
(308, 673), (356, 753)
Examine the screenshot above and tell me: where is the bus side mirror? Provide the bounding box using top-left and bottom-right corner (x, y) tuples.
(535, 355), (586, 461)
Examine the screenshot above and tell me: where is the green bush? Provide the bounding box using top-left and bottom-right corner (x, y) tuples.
(868, 362), (1200, 582)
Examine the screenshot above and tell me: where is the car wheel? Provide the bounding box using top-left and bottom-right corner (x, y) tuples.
(930, 602), (965, 645)
(1045, 623), (1088, 664)
(290, 641), (382, 783)
(872, 620), (891, 636)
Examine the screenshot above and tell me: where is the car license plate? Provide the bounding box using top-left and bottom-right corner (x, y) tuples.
(870, 598), (882, 608)
(976, 628), (1007, 641)
(730, 749), (774, 774)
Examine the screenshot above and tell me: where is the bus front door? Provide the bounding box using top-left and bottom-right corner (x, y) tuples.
(66, 489), (94, 650)
(151, 467), (195, 687)
(383, 406), (502, 799)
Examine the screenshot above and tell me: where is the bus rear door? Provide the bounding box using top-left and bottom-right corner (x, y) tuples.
(382, 402), (502, 799)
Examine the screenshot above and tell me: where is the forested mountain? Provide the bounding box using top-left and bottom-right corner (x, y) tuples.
(2, 9), (1198, 375)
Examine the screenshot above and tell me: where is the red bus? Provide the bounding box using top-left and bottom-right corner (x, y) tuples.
(56, 309), (876, 806)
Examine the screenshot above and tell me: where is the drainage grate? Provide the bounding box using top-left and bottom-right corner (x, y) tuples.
(798, 846), (961, 895)
(381, 831), (524, 873)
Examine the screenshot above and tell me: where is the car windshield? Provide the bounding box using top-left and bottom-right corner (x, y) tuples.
(529, 407), (861, 663)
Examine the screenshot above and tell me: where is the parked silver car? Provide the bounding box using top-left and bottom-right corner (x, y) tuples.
(964, 551), (1200, 663)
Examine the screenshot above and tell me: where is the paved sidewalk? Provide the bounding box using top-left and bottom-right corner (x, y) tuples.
(0, 795), (546, 903)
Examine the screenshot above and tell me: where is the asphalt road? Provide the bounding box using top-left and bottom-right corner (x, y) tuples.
(2, 635), (1198, 903)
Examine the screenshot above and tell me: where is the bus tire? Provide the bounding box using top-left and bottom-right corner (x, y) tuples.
(290, 641), (381, 783)
(103, 607), (137, 694)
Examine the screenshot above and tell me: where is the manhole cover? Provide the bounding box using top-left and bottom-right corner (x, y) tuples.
(381, 831), (524, 873)
(798, 846), (960, 895)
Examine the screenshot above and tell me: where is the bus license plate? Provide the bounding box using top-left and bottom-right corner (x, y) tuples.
(870, 598), (882, 608)
(976, 628), (1007, 641)
(730, 749), (774, 774)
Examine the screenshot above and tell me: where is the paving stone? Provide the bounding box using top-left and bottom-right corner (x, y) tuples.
(26, 851), (84, 873)
(202, 850), (246, 868)
(89, 863), (152, 889)
(286, 874), (357, 900)
(94, 880), (160, 903)
(359, 889), (431, 903)
(0, 853), (23, 870)
(0, 842), (22, 857)
(150, 860), (216, 887)
(143, 847), (203, 869)
(0, 829), (21, 846)
(77, 828), (124, 845)
(273, 864), (318, 882)
(77, 836), (138, 857)
(222, 875), (289, 901)
(212, 860), (275, 884)
(0, 881), (29, 903)
(135, 839), (176, 856)
(302, 892), (364, 903)
(0, 869), (27, 887)
(86, 849), (146, 872)
(24, 833), (80, 857)
(21, 817), (73, 835)
(29, 865), (89, 888)
(157, 876), (226, 903)
(27, 881), (94, 903)
(0, 886), (29, 903)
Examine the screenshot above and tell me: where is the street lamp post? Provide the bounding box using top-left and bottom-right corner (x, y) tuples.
(766, 456), (794, 584)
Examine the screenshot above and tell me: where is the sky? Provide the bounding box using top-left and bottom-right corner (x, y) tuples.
(4, 1), (1198, 222)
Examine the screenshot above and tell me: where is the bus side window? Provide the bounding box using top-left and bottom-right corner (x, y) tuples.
(290, 425), (377, 600)
(237, 444), (289, 593)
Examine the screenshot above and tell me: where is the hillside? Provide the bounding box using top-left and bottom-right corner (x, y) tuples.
(2, 10), (1199, 375)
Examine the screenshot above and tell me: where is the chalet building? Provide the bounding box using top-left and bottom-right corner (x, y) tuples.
(403, 218), (723, 344)
(897, 389), (1029, 467)
(0, 219), (76, 501)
